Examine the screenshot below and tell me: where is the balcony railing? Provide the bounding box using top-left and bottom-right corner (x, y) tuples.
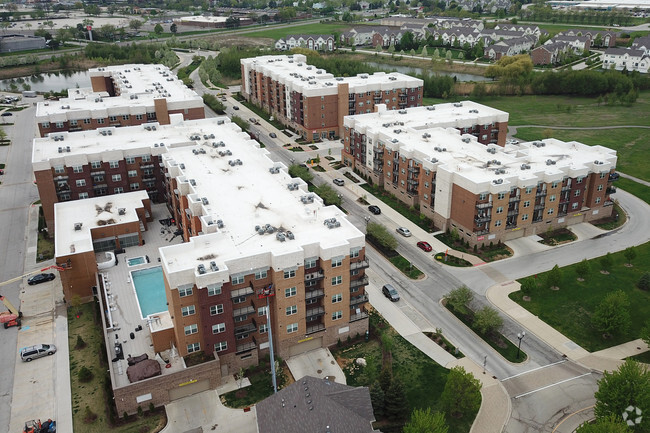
(232, 305), (255, 319)
(474, 228), (489, 235)
(350, 275), (369, 289)
(305, 270), (324, 282)
(306, 306), (325, 318)
(350, 259), (369, 271)
(306, 289), (325, 300)
(476, 201), (493, 209)
(509, 196), (520, 203)
(350, 294), (368, 306)
(235, 341), (256, 354)
(536, 190), (547, 197)
(306, 323), (325, 335)
(234, 323), (256, 335)
(350, 311), (369, 322)
(474, 215), (491, 224)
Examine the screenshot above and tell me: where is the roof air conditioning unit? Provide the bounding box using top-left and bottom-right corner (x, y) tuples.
(74, 222), (83, 231)
(118, 208), (126, 215)
(197, 264), (206, 275)
(210, 261), (219, 272)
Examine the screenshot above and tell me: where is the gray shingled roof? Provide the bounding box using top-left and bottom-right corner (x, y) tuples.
(256, 376), (377, 433)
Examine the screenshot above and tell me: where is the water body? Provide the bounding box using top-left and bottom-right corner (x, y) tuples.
(364, 61), (492, 82)
(0, 71), (91, 93)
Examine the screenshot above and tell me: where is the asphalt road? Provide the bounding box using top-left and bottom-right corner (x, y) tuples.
(0, 103), (40, 432)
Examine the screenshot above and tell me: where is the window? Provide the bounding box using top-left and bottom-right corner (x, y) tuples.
(258, 306), (267, 316)
(97, 118), (105, 124)
(495, 220), (502, 227)
(41, 121), (50, 128)
(112, 174), (122, 182)
(350, 247), (360, 258)
(595, 197), (601, 204)
(136, 114), (144, 120)
(332, 256), (342, 268)
(83, 118), (91, 124)
(255, 269), (267, 280)
(305, 258), (317, 269)
(147, 112), (156, 119)
(54, 166), (64, 174)
(127, 169), (137, 177)
(496, 206), (503, 214)
(78, 192), (88, 199)
(109, 161), (119, 169)
(497, 192), (506, 200)
(574, 190), (581, 197)
(600, 172), (607, 179)
(259, 324), (268, 334)
(331, 276), (342, 286)
(525, 187), (533, 194)
(73, 166), (83, 173)
(187, 342), (200, 353)
(76, 179), (86, 187)
(114, 187), (124, 194)
(232, 296), (247, 304)
(523, 201), (530, 208)
(207, 284), (221, 296)
(123, 114), (130, 120)
(91, 161), (101, 169)
(287, 323), (298, 334)
(214, 341), (227, 352)
(142, 155), (151, 162)
(212, 323), (226, 334)
(597, 184), (603, 191)
(552, 181), (560, 188)
(179, 286), (193, 297)
(549, 195), (556, 202)
(479, 193), (488, 200)
(285, 287), (297, 298)
(286, 305), (297, 316)
(284, 269), (296, 279)
(109, 115), (117, 122)
(231, 275), (244, 285)
(332, 311), (342, 320)
(70, 120), (78, 126)
(547, 208), (554, 215)
(126, 157), (136, 164)
(576, 177), (584, 184)
(210, 304), (223, 315)
(522, 214), (529, 221)
(572, 202), (579, 210)
(130, 183), (140, 191)
(332, 293), (342, 303)
(181, 305), (195, 316)
(184, 324), (198, 335)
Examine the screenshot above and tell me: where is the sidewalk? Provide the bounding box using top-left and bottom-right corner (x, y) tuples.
(486, 280), (648, 373)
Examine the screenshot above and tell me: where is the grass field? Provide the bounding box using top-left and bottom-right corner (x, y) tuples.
(509, 243), (650, 352)
(615, 177), (650, 204)
(246, 22), (349, 39)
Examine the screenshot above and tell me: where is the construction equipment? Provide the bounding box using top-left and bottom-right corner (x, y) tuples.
(0, 265), (64, 329)
(23, 419), (56, 433)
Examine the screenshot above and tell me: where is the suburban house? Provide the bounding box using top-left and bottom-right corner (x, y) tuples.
(275, 34), (335, 51)
(484, 35), (536, 60)
(602, 47), (650, 73)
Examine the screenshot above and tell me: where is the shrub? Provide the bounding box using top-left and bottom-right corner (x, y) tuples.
(83, 406), (97, 424)
(75, 335), (86, 349)
(638, 272), (650, 291)
(78, 366), (94, 383)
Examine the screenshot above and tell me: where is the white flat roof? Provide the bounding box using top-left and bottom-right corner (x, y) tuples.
(577, 0), (650, 8)
(54, 190), (149, 257)
(177, 16), (228, 23)
(345, 102), (617, 193)
(241, 54), (423, 97)
(35, 64), (202, 122)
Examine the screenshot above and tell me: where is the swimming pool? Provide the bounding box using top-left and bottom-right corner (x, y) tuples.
(131, 266), (167, 319)
(127, 256), (147, 267)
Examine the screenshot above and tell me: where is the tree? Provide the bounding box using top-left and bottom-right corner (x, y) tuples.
(70, 295), (82, 315)
(369, 381), (385, 418)
(379, 366), (392, 392)
(314, 184), (341, 207)
(575, 415), (629, 433)
(440, 366), (482, 419)
(546, 264), (562, 289)
(638, 272), (650, 291)
(404, 408), (448, 433)
(154, 24), (164, 35)
(384, 378), (408, 420)
(594, 359), (650, 431)
(641, 320), (650, 348)
(445, 286), (473, 314)
(129, 19), (143, 31)
(288, 164), (313, 183)
(623, 247), (636, 266)
(575, 259), (590, 281)
(600, 252), (613, 273)
(591, 290), (631, 337)
(170, 23), (177, 34)
(519, 278), (536, 296)
(473, 306), (503, 334)
(366, 222), (398, 251)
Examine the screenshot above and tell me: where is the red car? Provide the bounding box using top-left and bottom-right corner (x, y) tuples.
(417, 241), (432, 252)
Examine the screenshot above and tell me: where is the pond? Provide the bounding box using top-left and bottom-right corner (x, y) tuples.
(0, 71), (91, 93)
(364, 61), (492, 82)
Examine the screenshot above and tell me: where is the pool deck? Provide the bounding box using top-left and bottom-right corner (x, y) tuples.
(99, 203), (185, 389)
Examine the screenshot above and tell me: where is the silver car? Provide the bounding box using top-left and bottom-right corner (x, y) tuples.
(20, 344), (57, 362)
(396, 227), (412, 237)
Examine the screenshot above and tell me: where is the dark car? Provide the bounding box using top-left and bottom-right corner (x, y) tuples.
(27, 273), (55, 285)
(417, 241), (432, 252)
(232, 106), (239, 110)
(382, 284), (400, 302)
(269, 132), (277, 138)
(0, 169), (4, 175)
(1, 112), (12, 116)
(368, 205), (381, 215)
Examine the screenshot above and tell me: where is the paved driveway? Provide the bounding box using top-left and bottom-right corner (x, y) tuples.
(285, 348), (346, 384)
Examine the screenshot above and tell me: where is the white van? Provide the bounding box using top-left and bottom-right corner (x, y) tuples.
(20, 344), (56, 362)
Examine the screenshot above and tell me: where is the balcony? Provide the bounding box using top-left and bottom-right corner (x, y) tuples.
(350, 294), (368, 306)
(306, 306), (325, 319)
(140, 163), (154, 169)
(232, 305), (255, 319)
(507, 209), (519, 217)
(350, 275), (369, 289)
(235, 341), (256, 354)
(306, 323), (326, 335)
(305, 270), (324, 282)
(474, 228), (489, 235)
(373, 146), (384, 154)
(306, 289), (324, 300)
(350, 311), (369, 322)
(474, 215), (491, 224)
(476, 201), (493, 209)
(350, 259), (369, 271)
(231, 287), (254, 299)
(509, 196), (521, 203)
(534, 204), (545, 210)
(536, 190), (547, 198)
(234, 323), (256, 336)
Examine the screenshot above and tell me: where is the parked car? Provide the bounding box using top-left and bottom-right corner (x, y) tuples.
(0, 169), (4, 175)
(232, 106), (239, 110)
(27, 273), (55, 285)
(368, 205), (381, 215)
(396, 227), (412, 237)
(1, 112), (12, 116)
(417, 241), (432, 252)
(269, 132), (277, 138)
(333, 178), (344, 186)
(20, 344), (57, 362)
(382, 284), (400, 302)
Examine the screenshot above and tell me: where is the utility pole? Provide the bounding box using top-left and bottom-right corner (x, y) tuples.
(258, 284), (277, 393)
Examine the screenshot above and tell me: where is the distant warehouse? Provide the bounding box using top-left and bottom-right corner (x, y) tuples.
(173, 15), (253, 28)
(0, 34), (46, 53)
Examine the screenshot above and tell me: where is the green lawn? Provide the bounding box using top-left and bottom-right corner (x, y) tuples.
(246, 23), (350, 39)
(389, 255), (424, 278)
(509, 243), (650, 352)
(616, 178), (650, 205)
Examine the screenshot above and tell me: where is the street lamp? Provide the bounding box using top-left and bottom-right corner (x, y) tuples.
(516, 331), (526, 360)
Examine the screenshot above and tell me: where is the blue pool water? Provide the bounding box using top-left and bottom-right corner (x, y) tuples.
(127, 256), (146, 267)
(131, 267), (167, 318)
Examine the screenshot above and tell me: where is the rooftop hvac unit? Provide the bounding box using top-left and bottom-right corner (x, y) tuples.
(210, 261), (219, 272)
(469, 109), (479, 113)
(393, 129), (401, 134)
(286, 231), (295, 240)
(269, 167), (280, 174)
(398, 110), (407, 114)
(66, 146), (70, 152)
(160, 142), (165, 147)
(197, 264), (206, 275)
(454, 102), (463, 107)
(202, 197), (209, 205)
(189, 179), (196, 186)
(426, 106), (436, 111)
(74, 222), (83, 231)
(216, 220), (224, 228)
(431, 158), (438, 163)
(107, 130), (112, 135)
(154, 143), (159, 147)
(462, 137), (471, 143)
(179, 163), (185, 169)
(58, 147), (63, 153)
(276, 232), (286, 242)
(492, 178), (503, 184)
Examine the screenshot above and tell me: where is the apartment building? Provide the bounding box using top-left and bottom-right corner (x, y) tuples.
(240, 54), (423, 140)
(35, 64), (204, 137)
(40, 116), (369, 412)
(32, 124), (168, 231)
(342, 103), (618, 246)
